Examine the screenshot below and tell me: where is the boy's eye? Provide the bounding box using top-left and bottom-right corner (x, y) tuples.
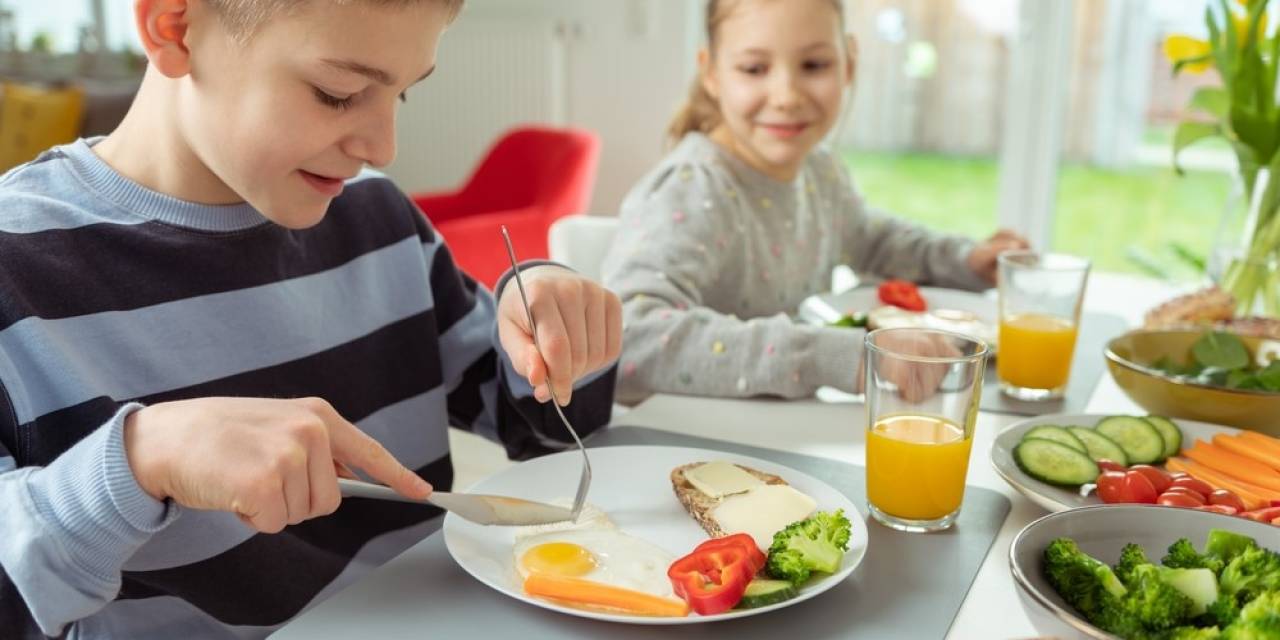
(313, 87), (355, 110)
(399, 91), (408, 103)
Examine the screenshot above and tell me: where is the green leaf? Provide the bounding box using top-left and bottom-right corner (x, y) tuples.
(1229, 104), (1278, 166)
(1259, 360), (1280, 391)
(1188, 87), (1229, 119)
(1225, 369), (1262, 389)
(1172, 121), (1222, 173)
(1169, 242), (1207, 272)
(1191, 331), (1251, 370)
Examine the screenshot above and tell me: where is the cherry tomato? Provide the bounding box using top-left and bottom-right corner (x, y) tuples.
(1161, 487), (1208, 505)
(1096, 459), (1127, 473)
(1097, 471), (1129, 504)
(1123, 470), (1159, 504)
(1129, 465), (1172, 493)
(1194, 504), (1240, 516)
(1158, 492), (1205, 508)
(1240, 506), (1280, 522)
(1170, 477), (1214, 498)
(1209, 489), (1246, 512)
(1167, 471), (1190, 480)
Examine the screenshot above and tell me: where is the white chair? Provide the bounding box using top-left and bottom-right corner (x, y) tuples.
(547, 214), (620, 281)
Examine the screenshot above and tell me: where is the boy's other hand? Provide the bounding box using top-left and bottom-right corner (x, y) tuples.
(966, 229), (1030, 284)
(496, 266), (622, 405)
(123, 397), (432, 533)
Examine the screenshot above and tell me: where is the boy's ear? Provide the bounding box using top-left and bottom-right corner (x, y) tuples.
(844, 34), (858, 85)
(697, 48), (719, 100)
(136, 0), (193, 78)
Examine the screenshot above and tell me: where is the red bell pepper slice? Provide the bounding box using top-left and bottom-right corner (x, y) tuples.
(689, 533), (766, 574)
(666, 538), (760, 615)
(878, 280), (927, 312)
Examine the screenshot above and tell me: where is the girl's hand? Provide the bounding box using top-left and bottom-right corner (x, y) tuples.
(496, 266), (622, 405)
(967, 229), (1030, 284)
(124, 397), (432, 533)
(856, 331), (962, 402)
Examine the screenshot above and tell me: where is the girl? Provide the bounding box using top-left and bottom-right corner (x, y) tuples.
(602, 0), (1026, 404)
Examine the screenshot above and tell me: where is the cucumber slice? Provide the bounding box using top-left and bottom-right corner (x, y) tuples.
(1067, 427), (1129, 466)
(1022, 425), (1087, 452)
(736, 578), (798, 609)
(1094, 416), (1166, 464)
(1143, 416), (1183, 460)
(1013, 438), (1100, 486)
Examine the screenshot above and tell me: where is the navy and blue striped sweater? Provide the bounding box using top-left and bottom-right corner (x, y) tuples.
(0, 139), (616, 639)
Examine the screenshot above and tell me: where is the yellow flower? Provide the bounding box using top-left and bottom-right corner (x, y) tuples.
(1232, 5), (1269, 44)
(1164, 34), (1212, 73)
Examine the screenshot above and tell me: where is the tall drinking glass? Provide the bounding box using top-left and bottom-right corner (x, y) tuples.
(864, 328), (988, 533)
(996, 251), (1091, 401)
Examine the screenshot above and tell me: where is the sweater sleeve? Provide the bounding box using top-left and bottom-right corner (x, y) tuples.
(0, 395), (180, 638)
(833, 159), (990, 291)
(603, 162), (862, 405)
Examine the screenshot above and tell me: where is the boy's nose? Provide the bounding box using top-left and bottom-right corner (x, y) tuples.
(346, 111), (398, 168)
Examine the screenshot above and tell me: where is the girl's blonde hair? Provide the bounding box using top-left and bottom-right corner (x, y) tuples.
(667, 0), (846, 147)
(206, 0), (465, 41)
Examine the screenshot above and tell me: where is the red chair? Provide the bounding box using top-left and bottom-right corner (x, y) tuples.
(411, 126), (601, 290)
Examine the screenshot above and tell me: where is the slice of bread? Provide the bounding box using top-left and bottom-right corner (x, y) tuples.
(670, 462), (788, 539)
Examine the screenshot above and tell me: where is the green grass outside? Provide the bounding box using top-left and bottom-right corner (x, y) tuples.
(841, 150), (1233, 278)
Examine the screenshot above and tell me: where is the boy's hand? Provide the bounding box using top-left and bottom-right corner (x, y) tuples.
(966, 229), (1030, 284)
(496, 266), (622, 405)
(124, 397), (431, 533)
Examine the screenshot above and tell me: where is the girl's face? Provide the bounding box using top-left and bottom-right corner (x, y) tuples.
(702, 0), (853, 182)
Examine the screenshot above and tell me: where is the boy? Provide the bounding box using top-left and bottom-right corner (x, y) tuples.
(0, 0), (621, 637)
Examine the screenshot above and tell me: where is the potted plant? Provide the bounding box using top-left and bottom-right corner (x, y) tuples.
(1166, 0), (1280, 316)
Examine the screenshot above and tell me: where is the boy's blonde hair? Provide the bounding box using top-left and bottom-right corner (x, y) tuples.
(667, 0), (845, 147)
(206, 0), (465, 41)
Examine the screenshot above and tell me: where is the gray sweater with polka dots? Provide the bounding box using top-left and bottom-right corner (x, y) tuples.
(602, 132), (990, 404)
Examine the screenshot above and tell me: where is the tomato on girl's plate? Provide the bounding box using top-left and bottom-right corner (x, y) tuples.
(877, 280), (926, 312)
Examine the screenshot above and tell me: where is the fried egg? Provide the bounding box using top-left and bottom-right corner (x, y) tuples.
(512, 528), (676, 598)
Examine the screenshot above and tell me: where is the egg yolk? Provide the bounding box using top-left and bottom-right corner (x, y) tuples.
(521, 542), (597, 577)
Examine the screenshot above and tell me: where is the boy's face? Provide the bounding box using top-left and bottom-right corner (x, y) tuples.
(703, 0), (852, 181)
(181, 1), (448, 228)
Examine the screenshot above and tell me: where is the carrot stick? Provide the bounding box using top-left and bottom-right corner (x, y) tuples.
(523, 574), (690, 617)
(1237, 431), (1280, 457)
(1165, 457), (1273, 510)
(1213, 433), (1280, 474)
(1182, 440), (1280, 492)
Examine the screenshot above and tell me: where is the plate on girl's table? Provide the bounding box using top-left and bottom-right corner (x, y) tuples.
(990, 412), (1255, 514)
(442, 445), (868, 625)
(798, 286), (998, 353)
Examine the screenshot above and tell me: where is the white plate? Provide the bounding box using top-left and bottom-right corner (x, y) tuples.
(798, 286), (998, 352)
(989, 413), (1242, 512)
(442, 445), (869, 625)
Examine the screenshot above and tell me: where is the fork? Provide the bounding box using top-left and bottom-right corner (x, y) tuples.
(500, 226), (592, 522)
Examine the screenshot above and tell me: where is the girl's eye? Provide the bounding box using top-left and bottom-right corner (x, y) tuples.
(313, 87), (355, 110)
(738, 64), (767, 76)
(804, 60), (834, 72)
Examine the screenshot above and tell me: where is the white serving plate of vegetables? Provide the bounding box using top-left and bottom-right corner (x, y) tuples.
(991, 413), (1242, 514)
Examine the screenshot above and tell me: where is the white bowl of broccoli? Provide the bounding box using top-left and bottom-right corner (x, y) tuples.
(1009, 504), (1280, 639)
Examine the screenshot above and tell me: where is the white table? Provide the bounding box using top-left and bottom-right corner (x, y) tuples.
(276, 273), (1182, 639)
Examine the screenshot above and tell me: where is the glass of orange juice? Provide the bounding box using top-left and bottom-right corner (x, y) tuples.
(996, 251), (1091, 401)
(864, 327), (988, 532)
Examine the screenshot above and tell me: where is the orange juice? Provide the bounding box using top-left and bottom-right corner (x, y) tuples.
(866, 415), (973, 520)
(997, 313), (1078, 390)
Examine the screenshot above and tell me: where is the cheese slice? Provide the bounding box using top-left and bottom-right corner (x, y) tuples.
(684, 461), (765, 499)
(711, 484), (817, 551)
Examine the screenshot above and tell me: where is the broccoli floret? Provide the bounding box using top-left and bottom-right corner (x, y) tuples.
(1221, 591), (1280, 639)
(1163, 626), (1222, 640)
(1122, 564), (1198, 631)
(1045, 538), (1128, 620)
(1206, 531), (1258, 565)
(1119, 543), (1156, 585)
(1165, 538), (1226, 575)
(1202, 592), (1242, 628)
(1220, 547), (1280, 603)
(764, 510), (852, 585)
